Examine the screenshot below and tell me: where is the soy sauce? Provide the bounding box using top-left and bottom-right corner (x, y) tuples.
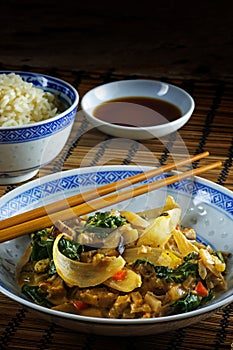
(93, 96), (182, 127)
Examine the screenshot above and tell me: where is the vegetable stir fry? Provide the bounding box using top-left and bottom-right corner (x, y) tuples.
(17, 196), (229, 319)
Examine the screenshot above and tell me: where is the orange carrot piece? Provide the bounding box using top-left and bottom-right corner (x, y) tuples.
(74, 300), (88, 310)
(195, 281), (208, 297)
(112, 269), (127, 281)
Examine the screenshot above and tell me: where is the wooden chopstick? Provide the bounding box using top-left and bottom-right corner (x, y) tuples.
(0, 159), (221, 243)
(0, 151), (208, 232)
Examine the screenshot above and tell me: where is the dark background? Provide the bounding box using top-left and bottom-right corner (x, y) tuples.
(0, 0), (233, 81)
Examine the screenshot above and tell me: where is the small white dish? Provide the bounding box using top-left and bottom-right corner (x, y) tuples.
(0, 165), (232, 336)
(81, 79), (195, 140)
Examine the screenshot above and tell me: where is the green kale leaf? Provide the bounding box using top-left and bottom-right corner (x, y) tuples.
(22, 285), (54, 308)
(58, 237), (84, 260)
(84, 211), (127, 238)
(155, 261), (198, 283)
(171, 289), (214, 313)
(133, 253), (199, 283)
(30, 229), (54, 262)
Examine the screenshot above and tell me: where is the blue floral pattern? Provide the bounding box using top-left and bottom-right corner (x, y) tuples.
(1, 169), (233, 220)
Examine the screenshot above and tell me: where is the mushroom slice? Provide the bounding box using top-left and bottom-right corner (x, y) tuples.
(53, 234), (125, 288)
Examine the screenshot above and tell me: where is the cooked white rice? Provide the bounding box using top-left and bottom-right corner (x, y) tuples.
(0, 73), (61, 127)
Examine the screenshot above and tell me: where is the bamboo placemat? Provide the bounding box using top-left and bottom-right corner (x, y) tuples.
(0, 64), (233, 350)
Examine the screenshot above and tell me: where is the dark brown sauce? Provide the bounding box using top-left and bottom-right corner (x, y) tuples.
(93, 96), (182, 127)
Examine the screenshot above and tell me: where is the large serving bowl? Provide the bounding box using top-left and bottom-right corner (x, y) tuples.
(0, 165), (233, 336)
(0, 71), (79, 184)
(81, 79), (195, 140)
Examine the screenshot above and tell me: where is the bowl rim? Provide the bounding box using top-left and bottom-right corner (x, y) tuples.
(0, 70), (79, 130)
(0, 164), (233, 325)
(1, 285), (232, 325)
(81, 79), (195, 131)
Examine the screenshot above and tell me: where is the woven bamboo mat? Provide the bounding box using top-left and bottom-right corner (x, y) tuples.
(0, 64), (233, 349)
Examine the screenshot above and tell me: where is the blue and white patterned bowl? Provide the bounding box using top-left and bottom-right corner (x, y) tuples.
(0, 165), (232, 336)
(0, 71), (79, 184)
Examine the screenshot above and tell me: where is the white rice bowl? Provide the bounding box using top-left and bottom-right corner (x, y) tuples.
(0, 73), (62, 127)
(0, 71), (79, 184)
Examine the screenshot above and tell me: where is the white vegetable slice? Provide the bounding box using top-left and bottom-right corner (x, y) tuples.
(163, 195), (180, 211)
(53, 234), (125, 287)
(104, 269), (142, 292)
(102, 225), (139, 247)
(156, 249), (182, 268)
(120, 210), (149, 228)
(144, 292), (162, 313)
(123, 245), (162, 264)
(121, 227), (139, 245)
(172, 228), (199, 256)
(136, 195), (179, 222)
(199, 248), (226, 276)
(136, 208), (181, 248)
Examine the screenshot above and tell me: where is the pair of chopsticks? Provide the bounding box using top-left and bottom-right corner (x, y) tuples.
(0, 151), (221, 243)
